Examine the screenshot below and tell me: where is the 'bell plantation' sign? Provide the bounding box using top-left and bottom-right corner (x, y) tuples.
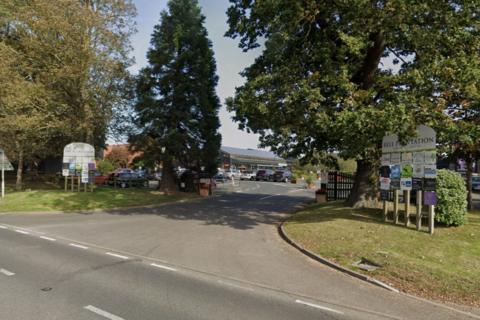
(382, 125), (436, 153)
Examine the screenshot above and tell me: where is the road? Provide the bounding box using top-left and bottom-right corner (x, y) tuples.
(0, 181), (478, 320)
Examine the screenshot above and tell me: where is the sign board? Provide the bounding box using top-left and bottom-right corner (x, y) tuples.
(0, 149), (14, 171)
(380, 125), (437, 193)
(382, 125), (436, 154)
(62, 143), (95, 177)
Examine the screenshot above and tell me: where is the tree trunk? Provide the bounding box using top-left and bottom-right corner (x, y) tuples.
(15, 150), (24, 191)
(466, 155), (473, 210)
(159, 159), (178, 193)
(346, 159), (377, 208)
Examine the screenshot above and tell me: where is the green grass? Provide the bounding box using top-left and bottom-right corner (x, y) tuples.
(284, 202), (480, 307)
(0, 187), (189, 212)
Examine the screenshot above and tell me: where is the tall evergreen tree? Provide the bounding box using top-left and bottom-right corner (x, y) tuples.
(131, 0), (221, 192)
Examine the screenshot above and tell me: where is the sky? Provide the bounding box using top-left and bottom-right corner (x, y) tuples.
(129, 0), (262, 149)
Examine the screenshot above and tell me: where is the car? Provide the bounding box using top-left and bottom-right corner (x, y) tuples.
(224, 169), (241, 179)
(472, 175), (480, 192)
(240, 171), (256, 181)
(214, 172), (227, 183)
(107, 172), (147, 188)
(273, 170), (292, 182)
(255, 169), (274, 181)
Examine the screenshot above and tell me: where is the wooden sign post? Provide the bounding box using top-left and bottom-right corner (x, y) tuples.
(416, 191), (422, 230)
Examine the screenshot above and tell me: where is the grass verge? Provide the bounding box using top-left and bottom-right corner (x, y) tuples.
(0, 187), (190, 213)
(283, 202), (480, 307)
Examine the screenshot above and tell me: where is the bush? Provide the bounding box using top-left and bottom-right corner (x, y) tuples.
(97, 159), (115, 176)
(436, 169), (467, 226)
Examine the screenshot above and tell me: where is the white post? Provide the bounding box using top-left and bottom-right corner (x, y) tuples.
(1, 151), (4, 198)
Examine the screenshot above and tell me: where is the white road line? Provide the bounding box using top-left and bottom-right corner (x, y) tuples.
(84, 305), (125, 320)
(295, 299), (344, 315)
(14, 229), (29, 235)
(217, 280), (254, 292)
(150, 263), (177, 272)
(0, 268), (15, 276)
(288, 188), (305, 193)
(69, 243), (89, 250)
(0, 225), (7, 229)
(40, 236), (56, 242)
(105, 252), (129, 260)
(259, 194), (281, 200)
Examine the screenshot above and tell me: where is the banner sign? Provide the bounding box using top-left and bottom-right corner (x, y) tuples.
(382, 125), (436, 153)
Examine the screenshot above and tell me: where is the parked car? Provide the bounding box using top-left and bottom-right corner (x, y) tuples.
(107, 172), (146, 188)
(214, 172), (227, 183)
(224, 169), (241, 179)
(94, 172), (108, 185)
(256, 169), (274, 181)
(472, 175), (480, 192)
(240, 171), (256, 181)
(273, 170), (292, 182)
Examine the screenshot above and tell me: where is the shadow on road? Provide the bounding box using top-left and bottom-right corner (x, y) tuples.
(91, 192), (313, 230)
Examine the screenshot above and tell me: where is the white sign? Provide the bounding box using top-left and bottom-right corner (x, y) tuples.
(62, 143), (95, 177)
(412, 165), (424, 178)
(380, 154), (391, 166)
(382, 125), (436, 153)
(390, 153), (401, 165)
(401, 152), (413, 164)
(0, 149), (14, 171)
(380, 177), (391, 190)
(400, 178), (412, 190)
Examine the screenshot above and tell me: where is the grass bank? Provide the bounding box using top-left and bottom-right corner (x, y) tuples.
(284, 202), (480, 307)
(0, 187), (189, 213)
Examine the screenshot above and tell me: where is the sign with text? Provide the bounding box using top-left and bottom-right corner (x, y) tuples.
(382, 125), (436, 154)
(62, 143), (95, 177)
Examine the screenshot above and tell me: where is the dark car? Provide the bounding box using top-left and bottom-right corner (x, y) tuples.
(107, 172), (146, 188)
(255, 169), (274, 181)
(273, 170), (292, 182)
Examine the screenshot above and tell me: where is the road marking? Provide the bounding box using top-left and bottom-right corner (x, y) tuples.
(288, 188), (305, 193)
(217, 280), (254, 292)
(0, 268), (15, 276)
(0, 225), (7, 229)
(151, 263), (176, 272)
(84, 305), (125, 320)
(295, 299), (344, 315)
(15, 229), (29, 235)
(69, 243), (89, 249)
(40, 236), (56, 242)
(259, 194), (281, 200)
(105, 252), (129, 260)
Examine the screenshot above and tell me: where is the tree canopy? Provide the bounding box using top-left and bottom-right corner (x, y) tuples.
(225, 0), (480, 206)
(0, 0), (136, 189)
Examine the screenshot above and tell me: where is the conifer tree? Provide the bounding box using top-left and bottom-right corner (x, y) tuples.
(131, 0), (221, 192)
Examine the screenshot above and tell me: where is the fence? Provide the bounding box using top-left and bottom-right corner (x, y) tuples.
(327, 171), (355, 201)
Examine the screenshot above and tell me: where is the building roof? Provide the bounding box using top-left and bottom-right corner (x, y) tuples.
(221, 146), (283, 161)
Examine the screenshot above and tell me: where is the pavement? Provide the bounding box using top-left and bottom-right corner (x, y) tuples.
(0, 181), (479, 320)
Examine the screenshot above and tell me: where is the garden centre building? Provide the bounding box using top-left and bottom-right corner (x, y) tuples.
(219, 146), (289, 171)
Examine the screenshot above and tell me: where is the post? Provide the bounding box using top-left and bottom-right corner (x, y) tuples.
(382, 200), (388, 221)
(71, 175), (74, 192)
(394, 190), (399, 224)
(1, 151), (5, 198)
(84, 183), (87, 193)
(416, 191), (422, 230)
(428, 205), (435, 235)
(64, 176), (67, 191)
(77, 176), (80, 192)
(404, 190), (410, 227)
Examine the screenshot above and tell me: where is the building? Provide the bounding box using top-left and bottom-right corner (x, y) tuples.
(219, 146), (289, 171)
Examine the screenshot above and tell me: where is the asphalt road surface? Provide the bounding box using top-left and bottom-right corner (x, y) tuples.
(0, 181), (479, 320)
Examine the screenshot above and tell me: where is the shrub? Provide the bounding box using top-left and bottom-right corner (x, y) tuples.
(435, 169), (467, 226)
(97, 159), (115, 176)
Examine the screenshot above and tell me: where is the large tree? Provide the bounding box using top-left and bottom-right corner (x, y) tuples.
(131, 0), (221, 192)
(0, 0), (136, 189)
(225, 0), (480, 207)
